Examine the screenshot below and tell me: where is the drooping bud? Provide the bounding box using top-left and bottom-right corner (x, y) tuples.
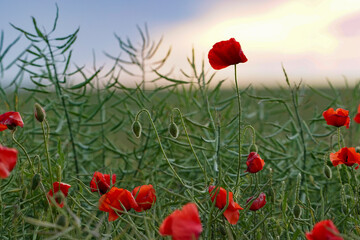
(293, 204), (302, 218)
(34, 103), (46, 122)
(323, 165), (332, 179)
(169, 122), (179, 139)
(356, 146), (360, 153)
(31, 173), (41, 190)
(56, 214), (68, 228)
(132, 121), (142, 138)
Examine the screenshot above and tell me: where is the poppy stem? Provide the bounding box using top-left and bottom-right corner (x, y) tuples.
(134, 109), (186, 187)
(234, 64), (243, 188)
(337, 128), (341, 149)
(41, 122), (54, 185)
(11, 130), (35, 174)
(171, 108), (207, 185)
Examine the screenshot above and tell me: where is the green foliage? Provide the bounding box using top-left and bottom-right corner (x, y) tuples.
(0, 7), (360, 240)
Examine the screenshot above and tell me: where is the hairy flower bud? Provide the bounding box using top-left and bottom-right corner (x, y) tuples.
(323, 165), (332, 179)
(132, 121), (142, 138)
(293, 204), (302, 218)
(31, 173), (41, 190)
(34, 103), (46, 122)
(169, 122), (179, 139)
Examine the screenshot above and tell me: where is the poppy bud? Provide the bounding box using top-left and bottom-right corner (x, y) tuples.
(132, 121), (142, 138)
(34, 103), (46, 122)
(56, 214), (68, 228)
(248, 144), (258, 153)
(293, 204), (302, 218)
(31, 173), (41, 190)
(323, 165), (332, 179)
(169, 122), (179, 139)
(356, 146), (360, 153)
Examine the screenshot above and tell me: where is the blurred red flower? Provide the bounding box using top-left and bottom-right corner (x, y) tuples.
(159, 203), (202, 240)
(208, 186), (243, 225)
(246, 152), (265, 173)
(47, 182), (71, 208)
(131, 184), (156, 212)
(99, 187), (138, 221)
(90, 171), (116, 195)
(306, 220), (343, 240)
(0, 145), (18, 178)
(208, 38), (248, 70)
(330, 147), (360, 168)
(0, 112), (24, 131)
(354, 104), (360, 124)
(322, 108), (350, 128)
(246, 192), (267, 211)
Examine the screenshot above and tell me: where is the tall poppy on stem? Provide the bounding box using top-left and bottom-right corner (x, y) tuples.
(306, 220), (343, 240)
(0, 112), (24, 131)
(90, 171), (116, 195)
(159, 203), (202, 240)
(208, 186), (243, 225)
(330, 147), (360, 169)
(322, 108), (350, 128)
(0, 145), (18, 178)
(98, 187), (138, 221)
(131, 184), (156, 212)
(208, 38), (248, 188)
(246, 152), (265, 173)
(47, 182), (71, 208)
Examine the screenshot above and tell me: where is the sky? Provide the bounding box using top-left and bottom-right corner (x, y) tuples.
(1, 0), (360, 87)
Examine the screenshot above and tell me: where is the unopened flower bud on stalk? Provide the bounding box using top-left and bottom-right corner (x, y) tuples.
(31, 173), (41, 190)
(323, 165), (332, 179)
(169, 122), (179, 139)
(34, 103), (46, 122)
(56, 214), (68, 228)
(293, 204), (302, 218)
(132, 121), (142, 138)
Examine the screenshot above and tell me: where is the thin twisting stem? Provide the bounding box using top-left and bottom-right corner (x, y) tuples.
(234, 64), (243, 188)
(135, 109), (185, 186)
(41, 122), (53, 184)
(12, 130), (35, 174)
(171, 108), (207, 184)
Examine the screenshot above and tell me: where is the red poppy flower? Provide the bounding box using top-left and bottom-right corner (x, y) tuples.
(0, 145), (18, 178)
(159, 203), (202, 240)
(131, 184), (156, 212)
(354, 104), (360, 124)
(306, 220), (343, 240)
(330, 147), (360, 168)
(208, 38), (248, 70)
(208, 186), (243, 225)
(322, 108), (350, 128)
(0, 112), (24, 131)
(246, 152), (265, 173)
(47, 182), (71, 208)
(90, 171), (116, 195)
(99, 187), (138, 221)
(246, 192), (266, 211)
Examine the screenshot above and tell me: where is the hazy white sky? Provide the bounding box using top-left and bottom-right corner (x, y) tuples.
(1, 0), (360, 87)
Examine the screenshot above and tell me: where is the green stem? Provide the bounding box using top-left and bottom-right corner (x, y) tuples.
(171, 108), (207, 184)
(135, 109), (185, 186)
(12, 130), (35, 174)
(243, 125), (256, 146)
(337, 128), (341, 149)
(234, 64), (243, 188)
(41, 122), (53, 184)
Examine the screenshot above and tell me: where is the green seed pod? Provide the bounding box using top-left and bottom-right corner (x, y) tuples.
(248, 144), (258, 153)
(132, 121), (142, 138)
(323, 165), (332, 179)
(169, 122), (179, 139)
(31, 173), (41, 190)
(56, 214), (68, 228)
(34, 103), (46, 122)
(293, 204), (302, 218)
